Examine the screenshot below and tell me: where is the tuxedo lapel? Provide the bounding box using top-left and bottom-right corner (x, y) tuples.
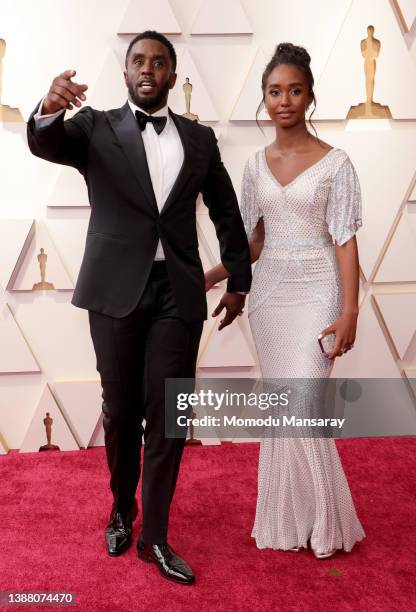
(105, 102), (158, 213)
(160, 110), (197, 215)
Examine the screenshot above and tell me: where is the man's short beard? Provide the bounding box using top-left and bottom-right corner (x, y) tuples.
(127, 79), (171, 111)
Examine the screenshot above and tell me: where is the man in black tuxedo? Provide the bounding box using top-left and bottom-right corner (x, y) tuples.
(27, 30), (251, 585)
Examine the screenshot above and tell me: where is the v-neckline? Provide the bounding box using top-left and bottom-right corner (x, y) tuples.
(262, 147), (336, 190)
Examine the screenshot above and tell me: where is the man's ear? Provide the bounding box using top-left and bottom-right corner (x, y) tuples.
(169, 72), (177, 89)
(123, 70), (128, 86)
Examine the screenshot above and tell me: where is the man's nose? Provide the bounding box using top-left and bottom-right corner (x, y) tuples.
(140, 61), (154, 74)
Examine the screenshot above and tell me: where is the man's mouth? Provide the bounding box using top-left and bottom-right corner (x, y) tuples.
(138, 80), (156, 92)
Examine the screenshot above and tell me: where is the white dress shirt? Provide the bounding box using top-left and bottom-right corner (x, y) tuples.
(127, 100), (184, 259)
(35, 99), (184, 261)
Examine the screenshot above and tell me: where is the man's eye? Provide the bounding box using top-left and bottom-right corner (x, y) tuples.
(154, 61), (163, 67)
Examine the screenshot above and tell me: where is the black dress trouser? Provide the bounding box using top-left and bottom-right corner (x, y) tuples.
(88, 261), (203, 544)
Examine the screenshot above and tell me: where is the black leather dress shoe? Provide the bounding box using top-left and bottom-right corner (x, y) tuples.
(137, 538), (195, 585)
(105, 499), (138, 556)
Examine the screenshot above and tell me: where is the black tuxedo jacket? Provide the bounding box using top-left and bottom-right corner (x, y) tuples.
(27, 101), (252, 321)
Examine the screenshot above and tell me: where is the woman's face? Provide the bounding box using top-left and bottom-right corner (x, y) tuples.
(263, 63), (313, 128)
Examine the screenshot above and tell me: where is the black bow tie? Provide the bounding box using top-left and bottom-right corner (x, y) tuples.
(135, 110), (167, 135)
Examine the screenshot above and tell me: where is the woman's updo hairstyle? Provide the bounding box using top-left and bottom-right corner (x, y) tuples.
(256, 42), (318, 138)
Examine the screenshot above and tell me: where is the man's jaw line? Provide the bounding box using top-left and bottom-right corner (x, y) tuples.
(129, 94), (169, 113)
(129, 91), (170, 114)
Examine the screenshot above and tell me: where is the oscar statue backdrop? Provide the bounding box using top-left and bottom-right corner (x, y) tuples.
(0, 0), (416, 453)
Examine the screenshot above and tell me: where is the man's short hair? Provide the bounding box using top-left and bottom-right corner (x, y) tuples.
(125, 30), (177, 71)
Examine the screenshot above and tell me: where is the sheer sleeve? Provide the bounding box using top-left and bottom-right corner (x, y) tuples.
(240, 156), (262, 241)
(326, 156), (363, 246)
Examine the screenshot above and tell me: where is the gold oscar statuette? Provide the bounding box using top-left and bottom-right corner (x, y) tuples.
(39, 412), (60, 451)
(347, 25), (392, 119)
(181, 77), (199, 122)
(0, 38), (23, 123)
(32, 248), (55, 291)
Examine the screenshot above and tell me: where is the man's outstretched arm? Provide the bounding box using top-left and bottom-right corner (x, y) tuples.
(27, 69), (92, 172)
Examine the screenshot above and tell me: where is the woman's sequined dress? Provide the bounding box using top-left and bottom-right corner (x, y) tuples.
(241, 147), (365, 553)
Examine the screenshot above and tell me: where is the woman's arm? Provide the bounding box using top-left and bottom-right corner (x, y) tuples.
(336, 236), (360, 316)
(205, 218), (265, 290)
(320, 236), (360, 359)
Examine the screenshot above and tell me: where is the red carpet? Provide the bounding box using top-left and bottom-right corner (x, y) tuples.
(0, 439), (415, 611)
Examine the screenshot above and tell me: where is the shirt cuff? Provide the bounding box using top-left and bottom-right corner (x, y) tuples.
(34, 97), (65, 127)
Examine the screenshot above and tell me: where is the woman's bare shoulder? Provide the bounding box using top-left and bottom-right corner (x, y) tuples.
(312, 138), (334, 153)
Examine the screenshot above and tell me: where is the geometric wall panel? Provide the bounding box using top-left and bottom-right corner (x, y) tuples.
(212, 126), (222, 143)
(169, 49), (219, 121)
(181, 44), (256, 121)
(197, 214), (221, 264)
(191, 0), (252, 35)
(315, 0), (416, 119)
(230, 48), (268, 121)
(12, 297), (98, 381)
(196, 217), (219, 273)
(53, 380), (102, 448)
(198, 319), (256, 368)
(197, 284), (225, 360)
(374, 209), (416, 282)
(19, 385), (79, 453)
(87, 48), (126, 112)
(197, 286), (224, 364)
(0, 375), (44, 450)
(0, 219), (35, 290)
(393, 0), (416, 32)
(220, 144), (263, 205)
(0, 304), (40, 374)
(47, 166), (89, 208)
(45, 217), (89, 283)
(117, 0), (181, 34)
(373, 293), (416, 359)
(196, 193), (209, 215)
(88, 413), (105, 448)
(331, 296), (401, 378)
(11, 221), (74, 291)
(359, 279), (368, 308)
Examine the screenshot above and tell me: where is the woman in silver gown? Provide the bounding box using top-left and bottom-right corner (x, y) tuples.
(205, 43), (365, 559)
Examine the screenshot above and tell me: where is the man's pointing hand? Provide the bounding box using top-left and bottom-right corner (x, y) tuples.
(42, 69), (88, 114)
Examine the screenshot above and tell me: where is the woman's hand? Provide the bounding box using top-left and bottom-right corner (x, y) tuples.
(319, 310), (358, 359)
